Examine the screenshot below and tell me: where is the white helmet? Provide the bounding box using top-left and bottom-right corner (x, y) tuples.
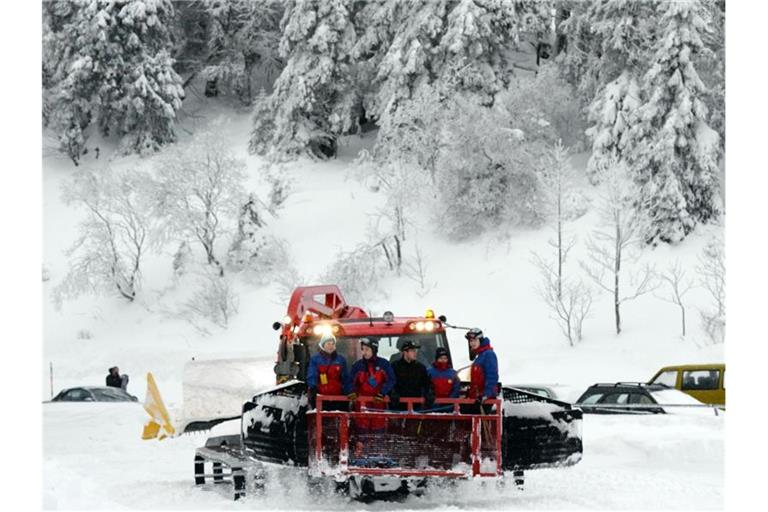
(319, 333), (337, 353)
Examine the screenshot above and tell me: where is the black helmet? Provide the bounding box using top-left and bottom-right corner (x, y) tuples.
(465, 327), (483, 340)
(400, 339), (420, 351)
(360, 337), (379, 352)
(434, 347), (450, 360)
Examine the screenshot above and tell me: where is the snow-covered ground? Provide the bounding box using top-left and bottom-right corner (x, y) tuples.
(39, 100), (730, 509)
(43, 388), (724, 510)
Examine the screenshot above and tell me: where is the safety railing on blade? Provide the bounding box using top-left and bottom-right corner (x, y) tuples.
(309, 394), (504, 479)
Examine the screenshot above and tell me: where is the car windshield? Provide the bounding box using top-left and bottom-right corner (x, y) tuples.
(305, 332), (450, 368)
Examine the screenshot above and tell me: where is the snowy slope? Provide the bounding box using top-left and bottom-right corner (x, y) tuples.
(42, 100), (725, 508)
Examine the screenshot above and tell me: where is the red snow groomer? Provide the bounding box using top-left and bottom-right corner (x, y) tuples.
(192, 286), (582, 501)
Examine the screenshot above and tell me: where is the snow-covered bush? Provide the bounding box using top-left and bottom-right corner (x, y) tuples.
(185, 269), (239, 328)
(321, 244), (386, 306)
(434, 96), (547, 239)
(226, 193), (293, 285)
(54, 167), (164, 305)
(502, 65), (587, 150)
(154, 130), (247, 275)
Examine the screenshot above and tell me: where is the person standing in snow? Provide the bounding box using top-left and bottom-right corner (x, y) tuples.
(106, 366), (129, 391)
(427, 347), (460, 400)
(306, 333), (351, 410)
(348, 338), (396, 457)
(465, 328), (499, 413)
(390, 339), (433, 411)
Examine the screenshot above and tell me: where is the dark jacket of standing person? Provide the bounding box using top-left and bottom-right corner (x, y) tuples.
(106, 367), (122, 388)
(390, 340), (432, 410)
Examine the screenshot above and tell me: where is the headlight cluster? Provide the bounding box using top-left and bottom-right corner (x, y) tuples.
(312, 324), (340, 336)
(410, 321), (436, 332)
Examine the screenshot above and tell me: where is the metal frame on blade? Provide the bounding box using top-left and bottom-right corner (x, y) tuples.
(311, 395), (503, 479)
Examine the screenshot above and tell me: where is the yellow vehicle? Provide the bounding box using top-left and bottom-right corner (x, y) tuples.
(648, 364), (725, 406)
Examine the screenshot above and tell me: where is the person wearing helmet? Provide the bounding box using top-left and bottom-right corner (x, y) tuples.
(348, 337), (396, 455)
(306, 333), (351, 410)
(465, 328), (498, 412)
(390, 339), (433, 411)
(427, 347), (460, 399)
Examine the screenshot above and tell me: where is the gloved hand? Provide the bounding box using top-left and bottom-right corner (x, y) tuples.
(373, 393), (386, 403)
(347, 392), (358, 402)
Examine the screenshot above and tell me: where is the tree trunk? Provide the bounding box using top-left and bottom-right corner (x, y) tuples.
(680, 304), (686, 337)
(394, 235), (402, 271)
(614, 222), (621, 335)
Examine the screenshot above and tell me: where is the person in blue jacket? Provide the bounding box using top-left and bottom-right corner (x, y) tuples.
(466, 328), (498, 412)
(306, 333), (351, 410)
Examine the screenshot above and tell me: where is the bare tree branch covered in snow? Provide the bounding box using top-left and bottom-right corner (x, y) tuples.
(532, 253), (593, 346)
(538, 140), (583, 300)
(697, 235), (725, 344)
(154, 131), (246, 276)
(655, 260), (695, 337)
(580, 163), (658, 334)
(403, 242), (437, 298)
(185, 269), (239, 329)
(55, 167), (163, 305)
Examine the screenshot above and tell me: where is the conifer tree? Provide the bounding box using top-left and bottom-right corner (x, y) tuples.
(45, 0), (184, 162)
(249, 0), (358, 158)
(584, 0), (657, 182)
(203, 0), (284, 104)
(627, 0), (719, 244)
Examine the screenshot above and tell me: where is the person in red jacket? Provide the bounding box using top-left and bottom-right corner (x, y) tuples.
(306, 334), (350, 410)
(427, 347), (460, 400)
(348, 337), (396, 457)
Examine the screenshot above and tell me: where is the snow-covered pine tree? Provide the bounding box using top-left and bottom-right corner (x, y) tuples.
(203, 0), (284, 104)
(45, 0), (184, 160)
(373, 0), (535, 120)
(698, 0), (725, 153)
(584, 0), (657, 182)
(249, 0), (358, 158)
(555, 0), (604, 107)
(627, 0), (720, 244)
(227, 194), (268, 271)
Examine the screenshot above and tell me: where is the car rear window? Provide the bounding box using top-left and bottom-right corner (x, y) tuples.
(601, 393), (629, 404)
(681, 370), (721, 390)
(628, 393), (654, 404)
